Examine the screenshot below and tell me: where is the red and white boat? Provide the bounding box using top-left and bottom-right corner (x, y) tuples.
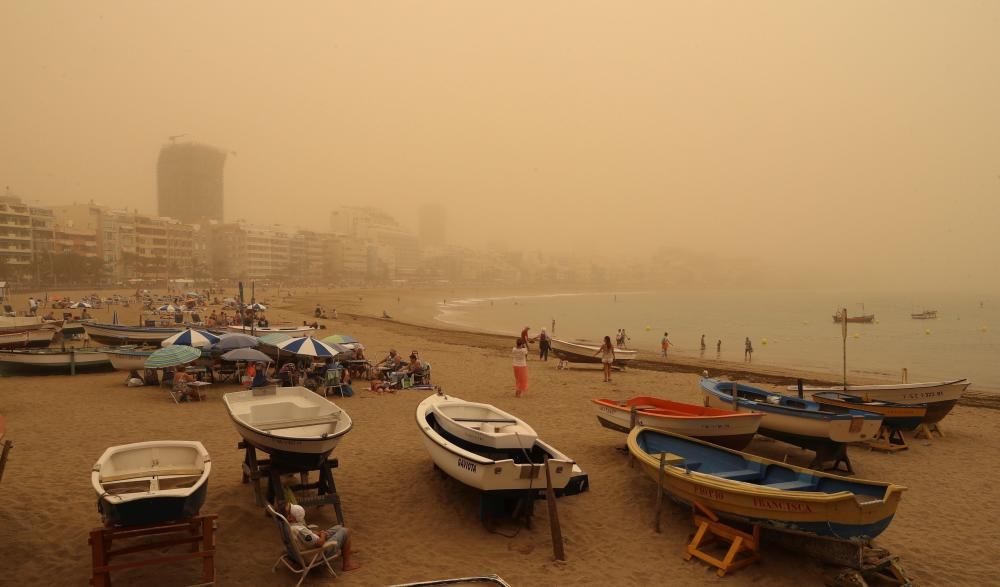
(592, 396), (763, 450)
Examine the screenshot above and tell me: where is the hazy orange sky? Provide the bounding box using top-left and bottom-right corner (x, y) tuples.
(2, 2), (998, 290)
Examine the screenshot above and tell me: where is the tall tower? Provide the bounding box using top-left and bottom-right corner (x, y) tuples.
(157, 141), (227, 225)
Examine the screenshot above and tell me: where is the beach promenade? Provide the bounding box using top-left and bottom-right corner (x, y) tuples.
(0, 288), (996, 585)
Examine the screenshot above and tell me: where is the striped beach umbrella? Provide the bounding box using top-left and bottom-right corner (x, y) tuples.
(258, 332), (293, 346)
(321, 334), (357, 345)
(161, 328), (221, 348)
(157, 304), (179, 313)
(144, 345), (202, 368)
(221, 348), (273, 363)
(275, 336), (349, 358)
(214, 333), (260, 351)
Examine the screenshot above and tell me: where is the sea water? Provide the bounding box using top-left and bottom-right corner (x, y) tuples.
(436, 290), (1000, 390)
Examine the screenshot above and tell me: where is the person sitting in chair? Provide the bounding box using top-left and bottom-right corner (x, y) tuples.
(278, 361), (297, 387)
(286, 504), (360, 571)
(250, 362), (269, 388)
(174, 366), (199, 401)
(376, 349), (403, 374)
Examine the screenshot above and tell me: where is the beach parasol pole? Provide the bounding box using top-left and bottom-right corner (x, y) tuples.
(842, 307), (848, 390)
(238, 281), (246, 334)
(250, 280), (256, 337)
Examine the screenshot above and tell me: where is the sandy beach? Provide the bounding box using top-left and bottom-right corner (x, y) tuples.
(1, 289), (997, 586)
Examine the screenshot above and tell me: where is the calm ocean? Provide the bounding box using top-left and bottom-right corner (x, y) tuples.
(435, 290), (1000, 391)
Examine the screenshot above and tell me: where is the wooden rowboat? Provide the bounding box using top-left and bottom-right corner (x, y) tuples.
(0, 328), (56, 349)
(628, 427), (905, 541)
(811, 392), (926, 431)
(550, 338), (637, 367)
(0, 347), (112, 371)
(700, 378), (882, 450)
(224, 325), (315, 338)
(416, 392), (588, 495)
(83, 323), (184, 345)
(223, 387), (352, 458)
(788, 379), (968, 424)
(591, 396), (763, 450)
(92, 440), (211, 527)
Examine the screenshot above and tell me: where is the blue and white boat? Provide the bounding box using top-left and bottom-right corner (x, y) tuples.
(700, 378), (882, 450)
(92, 441), (211, 527)
(628, 427), (905, 541)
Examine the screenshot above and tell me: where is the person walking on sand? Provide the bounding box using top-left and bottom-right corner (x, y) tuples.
(538, 328), (551, 361)
(512, 338), (529, 397)
(716, 339), (722, 358)
(660, 332), (672, 358)
(594, 335), (616, 382)
(744, 337), (753, 362)
(700, 334), (706, 352)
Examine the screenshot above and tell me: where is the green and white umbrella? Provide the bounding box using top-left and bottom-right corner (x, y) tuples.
(144, 346), (202, 369)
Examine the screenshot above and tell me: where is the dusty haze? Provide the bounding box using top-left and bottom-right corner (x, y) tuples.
(2, 2), (998, 291)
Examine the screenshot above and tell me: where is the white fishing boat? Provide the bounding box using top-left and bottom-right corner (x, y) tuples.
(550, 338), (638, 367)
(84, 322), (185, 345)
(223, 387), (352, 456)
(224, 324), (315, 338)
(0, 316), (62, 334)
(105, 347), (156, 371)
(788, 379), (969, 424)
(0, 347), (111, 370)
(429, 397), (538, 450)
(0, 328), (56, 349)
(92, 440), (211, 527)
(416, 392), (588, 495)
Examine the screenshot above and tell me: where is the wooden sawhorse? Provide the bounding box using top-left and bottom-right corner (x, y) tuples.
(684, 501), (760, 577)
(239, 441), (344, 524)
(89, 514), (217, 586)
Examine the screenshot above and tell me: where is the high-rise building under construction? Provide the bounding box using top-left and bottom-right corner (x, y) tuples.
(157, 142), (227, 225)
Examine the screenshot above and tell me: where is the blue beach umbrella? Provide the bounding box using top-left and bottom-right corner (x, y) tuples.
(161, 328), (221, 348)
(275, 336), (349, 358)
(144, 345), (202, 368)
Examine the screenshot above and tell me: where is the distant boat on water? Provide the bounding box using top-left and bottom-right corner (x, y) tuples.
(911, 310), (937, 320)
(832, 310), (875, 324)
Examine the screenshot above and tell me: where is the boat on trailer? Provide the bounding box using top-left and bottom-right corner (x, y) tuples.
(787, 379), (968, 424)
(550, 338), (637, 367)
(0, 328), (56, 349)
(223, 386), (353, 458)
(83, 322), (185, 345)
(700, 378), (882, 451)
(591, 396), (763, 450)
(628, 427), (905, 541)
(92, 440), (211, 527)
(0, 347), (112, 371)
(416, 392), (588, 496)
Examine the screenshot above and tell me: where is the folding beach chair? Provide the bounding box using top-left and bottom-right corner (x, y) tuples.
(265, 503), (341, 587)
(322, 368), (349, 397)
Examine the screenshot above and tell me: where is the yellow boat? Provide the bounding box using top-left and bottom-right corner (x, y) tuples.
(627, 427), (905, 541)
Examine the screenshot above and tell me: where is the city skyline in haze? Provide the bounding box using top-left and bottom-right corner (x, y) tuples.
(2, 2), (998, 292)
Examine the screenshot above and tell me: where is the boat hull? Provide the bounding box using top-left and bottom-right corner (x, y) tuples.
(591, 397), (762, 450)
(223, 387), (352, 458)
(417, 393), (587, 495)
(628, 427), (905, 541)
(99, 484), (208, 527)
(106, 350), (155, 371)
(832, 314), (875, 324)
(811, 393), (926, 431)
(0, 329), (56, 349)
(0, 349), (111, 370)
(701, 379), (882, 450)
(791, 380), (968, 424)
(550, 339), (637, 367)
(224, 325), (315, 338)
(84, 323), (184, 345)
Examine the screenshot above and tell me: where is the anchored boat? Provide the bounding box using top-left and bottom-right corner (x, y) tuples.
(92, 440), (211, 527)
(416, 392), (588, 496)
(628, 427), (905, 541)
(591, 396), (763, 450)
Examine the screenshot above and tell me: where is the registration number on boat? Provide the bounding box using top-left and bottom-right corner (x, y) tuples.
(457, 457), (477, 472)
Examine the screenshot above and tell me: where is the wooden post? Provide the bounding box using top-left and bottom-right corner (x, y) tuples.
(901, 368), (908, 383)
(201, 516), (215, 584)
(70, 348), (76, 376)
(654, 452), (666, 533)
(544, 458), (565, 561)
(90, 528), (110, 587)
(796, 378), (803, 399)
(841, 307), (848, 389)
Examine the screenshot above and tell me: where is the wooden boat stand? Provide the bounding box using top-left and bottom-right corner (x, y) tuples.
(867, 426), (908, 452)
(89, 514), (217, 586)
(238, 440), (344, 524)
(763, 528), (912, 586)
(913, 422), (943, 441)
(683, 501), (760, 577)
(809, 442), (854, 474)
